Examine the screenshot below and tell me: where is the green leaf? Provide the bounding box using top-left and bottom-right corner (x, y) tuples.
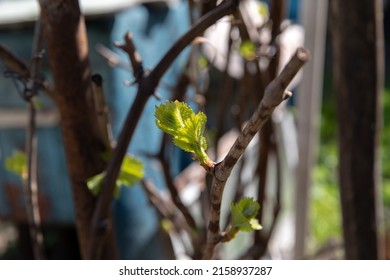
(230, 197), (262, 232)
(155, 100), (192, 135)
(32, 97), (45, 110)
(198, 55), (209, 70)
(258, 2), (269, 17)
(239, 40), (256, 61)
(87, 172), (105, 196)
(161, 219), (174, 233)
(116, 155), (144, 188)
(5, 150), (27, 180)
(174, 112), (207, 152)
(155, 100), (213, 168)
(249, 218), (262, 230)
(87, 154), (144, 198)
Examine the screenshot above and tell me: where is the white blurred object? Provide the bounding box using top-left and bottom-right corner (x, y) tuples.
(0, 108), (59, 128)
(203, 0), (304, 90)
(0, 0), (174, 26)
(278, 24), (304, 89)
(203, 16), (244, 78)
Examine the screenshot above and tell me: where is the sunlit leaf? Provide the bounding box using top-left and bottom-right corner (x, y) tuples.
(32, 97), (44, 110)
(198, 55), (209, 70)
(155, 100), (192, 135)
(87, 154), (144, 198)
(116, 155), (144, 188)
(87, 172), (105, 196)
(239, 40), (256, 61)
(155, 100), (212, 168)
(161, 219), (174, 233)
(258, 2), (269, 17)
(5, 150), (27, 180)
(230, 197), (262, 232)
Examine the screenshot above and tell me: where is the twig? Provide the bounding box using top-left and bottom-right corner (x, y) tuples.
(0, 44), (30, 77)
(141, 179), (195, 258)
(141, 180), (193, 236)
(158, 136), (197, 230)
(268, 0), (284, 79)
(95, 43), (131, 71)
(215, 23), (234, 146)
(114, 33), (144, 82)
(244, 142), (282, 259)
(25, 19), (45, 260)
(270, 0), (285, 42)
(202, 47), (309, 259)
(88, 0), (240, 259)
(91, 74), (113, 149)
(256, 121), (272, 225)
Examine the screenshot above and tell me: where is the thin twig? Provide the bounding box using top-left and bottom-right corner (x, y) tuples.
(202, 47), (309, 259)
(215, 23), (234, 146)
(0, 44), (55, 100)
(246, 140), (282, 259)
(88, 0), (240, 259)
(141, 179), (195, 258)
(91, 74), (113, 149)
(114, 33), (144, 82)
(0, 44), (30, 77)
(25, 19), (45, 260)
(95, 43), (131, 71)
(141, 180), (193, 235)
(256, 121), (272, 225)
(158, 136), (197, 230)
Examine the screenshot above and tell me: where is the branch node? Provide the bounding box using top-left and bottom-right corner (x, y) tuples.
(115, 32), (144, 82)
(283, 90), (292, 100)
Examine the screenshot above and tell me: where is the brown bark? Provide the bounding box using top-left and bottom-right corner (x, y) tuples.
(39, 0), (116, 259)
(331, 0), (384, 259)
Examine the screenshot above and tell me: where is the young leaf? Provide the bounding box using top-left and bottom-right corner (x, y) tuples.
(155, 100), (214, 169)
(155, 100), (192, 135)
(87, 154), (144, 198)
(116, 155), (144, 188)
(174, 112), (207, 153)
(230, 197), (262, 232)
(87, 172), (105, 196)
(198, 55), (209, 70)
(5, 150), (27, 180)
(258, 2), (269, 18)
(239, 40), (256, 61)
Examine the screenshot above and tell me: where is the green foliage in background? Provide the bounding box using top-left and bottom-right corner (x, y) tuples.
(5, 150), (27, 181)
(382, 88), (390, 207)
(310, 82), (390, 251)
(87, 154), (144, 198)
(239, 41), (256, 61)
(309, 75), (342, 251)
